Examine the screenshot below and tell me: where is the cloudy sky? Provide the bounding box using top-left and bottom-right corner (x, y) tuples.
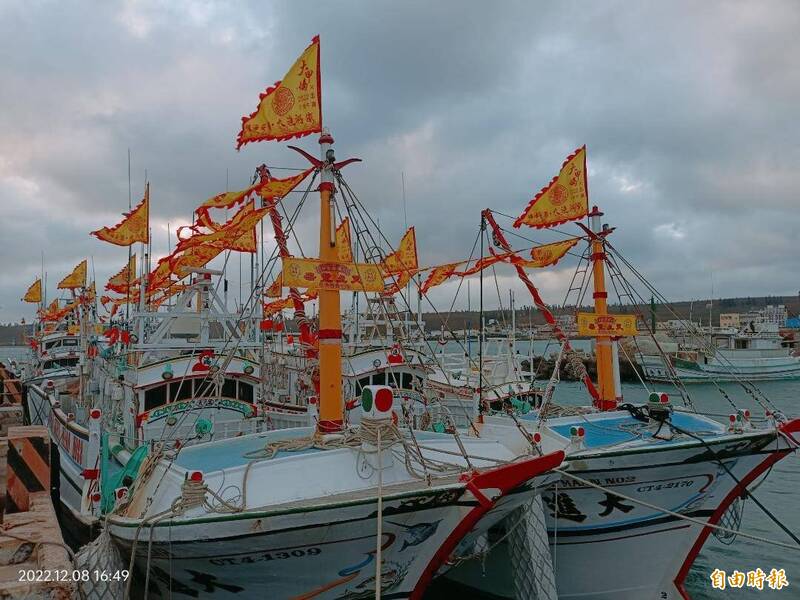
(1, 0), (798, 323)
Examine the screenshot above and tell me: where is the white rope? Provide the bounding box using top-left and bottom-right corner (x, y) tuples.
(375, 424), (383, 600)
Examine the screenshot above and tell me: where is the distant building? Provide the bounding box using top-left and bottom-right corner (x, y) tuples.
(719, 313), (741, 328)
(741, 305), (788, 327)
(664, 319), (697, 331)
(763, 304), (788, 326)
(555, 315), (576, 329)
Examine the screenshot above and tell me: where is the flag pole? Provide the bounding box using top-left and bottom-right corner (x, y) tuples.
(316, 129), (343, 433)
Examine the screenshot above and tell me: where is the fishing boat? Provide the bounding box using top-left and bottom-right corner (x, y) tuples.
(637, 320), (800, 382)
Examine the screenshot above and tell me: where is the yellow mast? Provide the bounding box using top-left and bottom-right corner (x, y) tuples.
(316, 129), (344, 432)
(589, 205), (619, 410)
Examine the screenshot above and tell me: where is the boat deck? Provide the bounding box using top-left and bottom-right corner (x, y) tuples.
(524, 409), (727, 449)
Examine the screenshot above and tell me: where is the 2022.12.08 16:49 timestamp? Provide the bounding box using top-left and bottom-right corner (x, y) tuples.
(18, 570), (130, 583)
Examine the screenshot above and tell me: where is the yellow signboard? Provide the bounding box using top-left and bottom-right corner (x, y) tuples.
(577, 312), (637, 337)
(283, 258), (384, 292)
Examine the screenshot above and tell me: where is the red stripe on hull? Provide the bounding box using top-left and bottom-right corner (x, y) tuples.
(673, 419), (800, 599)
(410, 450), (564, 599)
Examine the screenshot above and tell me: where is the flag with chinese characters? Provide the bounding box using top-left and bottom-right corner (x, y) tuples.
(336, 217), (353, 262)
(22, 279), (42, 303)
(283, 257), (384, 292)
(510, 239), (579, 268)
(236, 36), (322, 148)
(106, 255), (137, 293)
(58, 260), (87, 289)
(420, 262), (462, 294)
(514, 146), (589, 229)
(92, 184), (150, 245)
(382, 227), (418, 274)
(577, 313), (637, 337)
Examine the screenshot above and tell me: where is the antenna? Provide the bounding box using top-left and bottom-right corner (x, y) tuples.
(401, 171), (407, 230)
(126, 149), (132, 321)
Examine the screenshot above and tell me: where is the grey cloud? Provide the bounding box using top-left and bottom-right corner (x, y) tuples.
(1, 0), (798, 322)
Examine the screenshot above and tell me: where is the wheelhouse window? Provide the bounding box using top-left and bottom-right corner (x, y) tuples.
(238, 382), (254, 403)
(222, 378), (237, 399)
(401, 373), (413, 390)
(170, 381), (192, 402)
(144, 384), (167, 411)
(193, 378), (215, 397)
(43, 357), (79, 370)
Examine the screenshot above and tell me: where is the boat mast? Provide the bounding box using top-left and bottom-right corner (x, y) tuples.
(317, 130), (344, 433)
(588, 205), (618, 409)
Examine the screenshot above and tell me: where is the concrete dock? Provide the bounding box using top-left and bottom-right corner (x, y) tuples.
(0, 362), (76, 599)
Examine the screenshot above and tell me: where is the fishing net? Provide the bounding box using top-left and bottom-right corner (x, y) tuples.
(73, 527), (127, 600)
(713, 497), (744, 545)
(508, 495), (558, 600)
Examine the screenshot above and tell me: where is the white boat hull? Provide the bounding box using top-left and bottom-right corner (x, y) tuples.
(639, 353), (800, 383)
(446, 423), (799, 600)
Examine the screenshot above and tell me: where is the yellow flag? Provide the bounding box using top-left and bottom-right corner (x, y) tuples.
(336, 217), (354, 262)
(169, 246), (223, 279)
(384, 269), (417, 296)
(40, 299), (60, 320)
(510, 239), (579, 268)
(265, 272), (283, 298)
(263, 292), (317, 316)
(420, 262), (462, 294)
(382, 227), (418, 274)
(237, 36), (322, 148)
(106, 255), (137, 293)
(178, 200), (268, 253)
(22, 279), (42, 303)
(577, 313), (637, 337)
(58, 260), (87, 289)
(283, 257), (384, 292)
(92, 184), (150, 245)
(195, 186), (257, 229)
(256, 167), (314, 202)
(514, 146), (588, 229)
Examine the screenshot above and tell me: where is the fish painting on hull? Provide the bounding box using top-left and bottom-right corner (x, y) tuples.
(386, 520), (442, 552)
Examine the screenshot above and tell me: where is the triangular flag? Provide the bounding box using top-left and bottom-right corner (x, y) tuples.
(22, 279), (42, 303)
(92, 184), (150, 245)
(514, 146), (589, 229)
(237, 36), (322, 148)
(58, 260), (87, 289)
